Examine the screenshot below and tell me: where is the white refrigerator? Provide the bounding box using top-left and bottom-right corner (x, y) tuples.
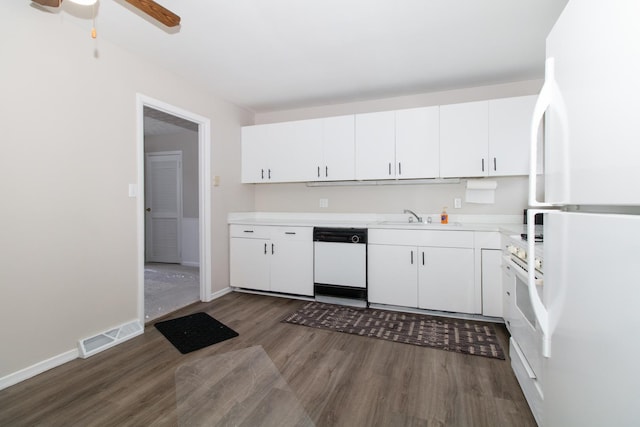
(527, 1), (640, 426)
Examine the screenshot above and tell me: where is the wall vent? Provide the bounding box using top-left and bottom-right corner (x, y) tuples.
(78, 320), (143, 358)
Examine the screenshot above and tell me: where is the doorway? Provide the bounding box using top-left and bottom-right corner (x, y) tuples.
(136, 95), (212, 324)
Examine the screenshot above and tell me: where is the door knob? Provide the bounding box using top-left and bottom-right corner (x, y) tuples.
(145, 208), (151, 212)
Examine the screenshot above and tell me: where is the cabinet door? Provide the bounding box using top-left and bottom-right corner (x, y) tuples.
(501, 257), (516, 333)
(395, 106), (440, 179)
(269, 119), (322, 183)
(418, 247), (477, 313)
(320, 115), (355, 181)
(270, 229), (314, 296)
(241, 125), (272, 183)
(229, 238), (270, 291)
(355, 111), (396, 180)
(481, 249), (503, 317)
(368, 244), (418, 307)
(439, 101), (489, 178)
(488, 95), (542, 176)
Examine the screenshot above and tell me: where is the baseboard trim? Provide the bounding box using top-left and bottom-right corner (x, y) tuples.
(0, 348), (78, 391)
(180, 261), (200, 268)
(203, 286), (232, 302)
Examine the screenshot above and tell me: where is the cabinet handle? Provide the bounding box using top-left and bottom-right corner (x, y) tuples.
(493, 157), (497, 171)
(422, 251), (425, 265)
(398, 162), (402, 175)
(410, 250), (414, 265)
(317, 166), (320, 178)
(388, 163), (392, 175)
(481, 158), (485, 172)
(243, 230), (254, 233)
(271, 243), (274, 254)
(264, 243), (267, 254)
(325, 166), (328, 177)
(261, 169), (264, 179)
(285, 232), (296, 235)
(268, 169), (272, 179)
(506, 291), (511, 296)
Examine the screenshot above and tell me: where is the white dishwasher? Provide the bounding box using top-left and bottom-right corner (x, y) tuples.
(313, 227), (367, 305)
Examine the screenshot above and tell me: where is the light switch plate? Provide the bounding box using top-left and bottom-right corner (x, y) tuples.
(319, 198), (329, 208)
(454, 198), (462, 209)
(128, 184), (138, 198)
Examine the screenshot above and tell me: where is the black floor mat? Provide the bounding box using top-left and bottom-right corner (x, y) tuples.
(154, 312), (238, 354)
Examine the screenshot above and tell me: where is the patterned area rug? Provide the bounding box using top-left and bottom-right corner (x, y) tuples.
(282, 301), (505, 360)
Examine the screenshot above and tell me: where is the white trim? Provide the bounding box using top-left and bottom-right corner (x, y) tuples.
(0, 349), (78, 391)
(181, 261), (200, 268)
(136, 94), (213, 323)
(209, 286), (233, 300)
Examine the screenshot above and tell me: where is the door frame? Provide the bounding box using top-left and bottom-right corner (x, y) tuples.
(136, 94), (212, 325)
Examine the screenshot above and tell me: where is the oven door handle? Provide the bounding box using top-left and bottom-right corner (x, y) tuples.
(503, 255), (542, 286)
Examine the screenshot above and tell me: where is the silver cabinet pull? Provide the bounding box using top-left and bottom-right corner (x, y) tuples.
(264, 243), (267, 254)
(422, 251), (425, 265)
(481, 158), (485, 172)
(243, 230), (254, 233)
(317, 166), (320, 177)
(388, 163), (392, 175)
(285, 232), (296, 235)
(261, 169), (264, 179)
(325, 166), (328, 177)
(268, 169), (271, 179)
(493, 157), (497, 171)
(410, 250), (414, 264)
(271, 243), (274, 254)
(398, 162), (402, 175)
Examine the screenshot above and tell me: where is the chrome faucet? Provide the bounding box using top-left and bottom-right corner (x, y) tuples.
(403, 209), (423, 223)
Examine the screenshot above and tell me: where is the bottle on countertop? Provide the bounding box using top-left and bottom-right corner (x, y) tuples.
(441, 207), (448, 224)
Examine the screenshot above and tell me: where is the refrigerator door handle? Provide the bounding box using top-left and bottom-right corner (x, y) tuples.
(529, 57), (569, 208)
(527, 209), (551, 358)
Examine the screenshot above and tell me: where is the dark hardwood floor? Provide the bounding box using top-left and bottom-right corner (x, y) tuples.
(0, 292), (536, 426)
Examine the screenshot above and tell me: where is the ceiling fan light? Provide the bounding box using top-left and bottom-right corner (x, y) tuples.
(68, 0), (97, 5)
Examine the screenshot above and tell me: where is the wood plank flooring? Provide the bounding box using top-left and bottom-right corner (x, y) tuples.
(0, 292), (536, 426)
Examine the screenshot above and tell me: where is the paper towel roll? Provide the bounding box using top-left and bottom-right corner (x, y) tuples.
(466, 180), (498, 190)
(465, 179), (497, 204)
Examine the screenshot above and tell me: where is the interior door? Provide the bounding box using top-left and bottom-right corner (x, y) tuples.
(145, 152), (182, 263)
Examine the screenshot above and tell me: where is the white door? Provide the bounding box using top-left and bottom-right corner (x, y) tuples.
(439, 101), (489, 178)
(229, 237), (270, 291)
(544, 0), (640, 205)
(368, 244), (418, 307)
(145, 152), (182, 263)
(355, 111), (396, 180)
(395, 106), (440, 179)
(418, 247), (476, 313)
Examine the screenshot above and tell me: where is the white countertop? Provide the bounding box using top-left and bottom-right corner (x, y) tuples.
(228, 212), (524, 234)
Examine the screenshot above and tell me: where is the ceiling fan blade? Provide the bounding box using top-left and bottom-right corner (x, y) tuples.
(31, 0), (62, 7)
(124, 0), (181, 27)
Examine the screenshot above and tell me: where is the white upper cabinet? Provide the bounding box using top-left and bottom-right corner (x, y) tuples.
(439, 100), (489, 178)
(355, 111), (396, 180)
(269, 119), (322, 183)
(241, 124), (274, 183)
(317, 115), (355, 181)
(488, 95), (542, 176)
(395, 106), (440, 179)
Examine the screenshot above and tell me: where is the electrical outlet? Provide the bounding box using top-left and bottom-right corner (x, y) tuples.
(319, 198), (329, 208)
(454, 198), (462, 209)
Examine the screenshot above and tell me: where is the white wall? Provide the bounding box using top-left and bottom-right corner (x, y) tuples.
(252, 80), (542, 215)
(0, 2), (254, 380)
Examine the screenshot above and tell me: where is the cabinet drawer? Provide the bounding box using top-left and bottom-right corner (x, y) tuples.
(271, 226), (312, 241)
(229, 224), (271, 239)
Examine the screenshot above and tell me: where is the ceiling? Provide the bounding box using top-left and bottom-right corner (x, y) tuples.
(52, 0), (568, 113)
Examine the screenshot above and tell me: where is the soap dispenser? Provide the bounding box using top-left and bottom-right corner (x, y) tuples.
(441, 207), (449, 224)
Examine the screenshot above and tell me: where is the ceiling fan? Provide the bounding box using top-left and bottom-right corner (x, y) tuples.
(30, 0), (181, 28)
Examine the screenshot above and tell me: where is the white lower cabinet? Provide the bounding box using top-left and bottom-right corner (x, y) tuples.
(229, 225), (313, 296)
(418, 247), (475, 313)
(481, 249), (503, 317)
(368, 244), (418, 307)
(368, 229), (479, 314)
